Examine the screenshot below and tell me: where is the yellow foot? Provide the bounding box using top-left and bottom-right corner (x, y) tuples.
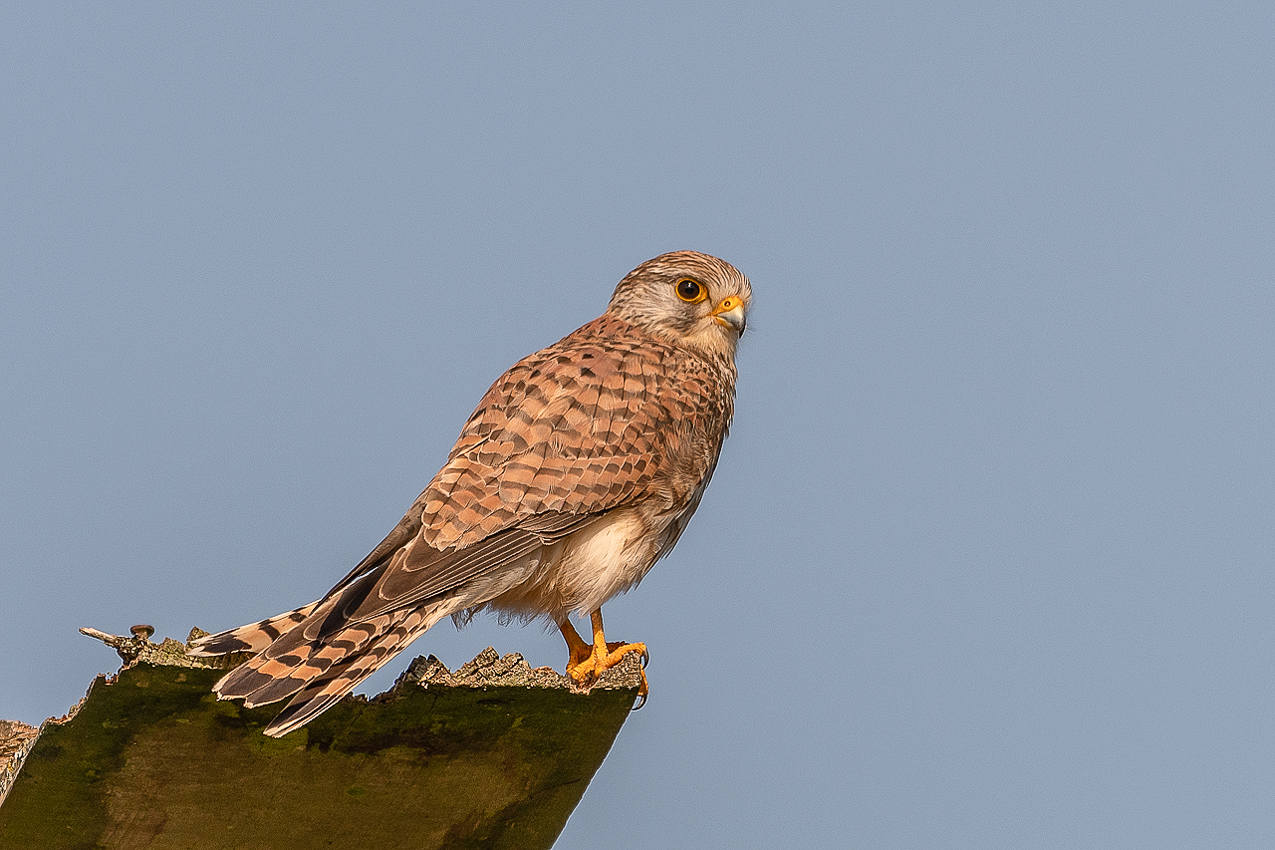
(559, 611), (650, 708)
(566, 640), (648, 684)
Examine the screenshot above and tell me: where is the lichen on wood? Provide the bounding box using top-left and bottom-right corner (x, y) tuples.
(0, 720), (39, 808)
(0, 627), (641, 849)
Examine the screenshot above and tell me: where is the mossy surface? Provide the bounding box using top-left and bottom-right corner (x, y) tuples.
(0, 645), (637, 849)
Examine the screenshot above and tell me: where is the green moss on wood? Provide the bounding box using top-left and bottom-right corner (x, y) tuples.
(0, 632), (640, 849)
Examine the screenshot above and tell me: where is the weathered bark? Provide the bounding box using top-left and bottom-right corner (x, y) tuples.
(0, 720), (39, 807)
(0, 627), (641, 849)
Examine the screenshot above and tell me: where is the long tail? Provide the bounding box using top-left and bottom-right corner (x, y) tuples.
(235, 607), (436, 736)
(188, 602), (321, 655)
(191, 600), (458, 738)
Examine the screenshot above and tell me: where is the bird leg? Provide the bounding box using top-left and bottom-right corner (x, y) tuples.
(559, 617), (594, 671)
(559, 610), (648, 702)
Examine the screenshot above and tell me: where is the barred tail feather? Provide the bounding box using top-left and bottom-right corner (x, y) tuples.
(207, 601), (454, 737)
(197, 554), (477, 734)
(262, 611), (432, 737)
(212, 608), (386, 705)
(188, 602), (321, 656)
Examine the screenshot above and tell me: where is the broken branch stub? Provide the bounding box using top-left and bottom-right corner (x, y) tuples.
(0, 627), (642, 849)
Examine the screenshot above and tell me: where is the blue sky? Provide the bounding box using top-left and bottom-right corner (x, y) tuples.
(3, 4), (1273, 847)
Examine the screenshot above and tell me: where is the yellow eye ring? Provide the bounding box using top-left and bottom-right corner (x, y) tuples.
(675, 278), (707, 303)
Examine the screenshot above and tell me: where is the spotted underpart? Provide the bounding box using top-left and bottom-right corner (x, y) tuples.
(189, 250), (750, 736)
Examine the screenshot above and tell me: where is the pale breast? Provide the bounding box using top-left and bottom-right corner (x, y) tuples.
(485, 507), (660, 622)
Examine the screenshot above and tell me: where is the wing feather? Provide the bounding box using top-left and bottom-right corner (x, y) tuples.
(196, 312), (736, 734)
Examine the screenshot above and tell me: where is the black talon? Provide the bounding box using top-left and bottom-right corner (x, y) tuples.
(631, 692), (647, 710)
(640, 647), (650, 668)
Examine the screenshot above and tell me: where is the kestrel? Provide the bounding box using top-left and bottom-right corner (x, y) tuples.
(190, 250), (750, 736)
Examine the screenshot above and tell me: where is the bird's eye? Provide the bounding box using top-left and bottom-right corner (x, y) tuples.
(676, 278), (706, 303)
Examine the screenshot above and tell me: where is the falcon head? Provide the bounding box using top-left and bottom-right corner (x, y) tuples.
(607, 251), (752, 362)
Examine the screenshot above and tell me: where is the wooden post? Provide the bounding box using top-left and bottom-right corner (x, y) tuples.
(0, 628), (641, 849)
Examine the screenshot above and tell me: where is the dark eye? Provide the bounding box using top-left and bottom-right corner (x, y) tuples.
(676, 278), (706, 303)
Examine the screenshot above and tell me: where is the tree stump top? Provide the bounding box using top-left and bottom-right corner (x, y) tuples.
(0, 627), (642, 849)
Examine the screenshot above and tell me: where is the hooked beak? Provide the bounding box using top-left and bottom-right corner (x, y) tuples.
(711, 295), (747, 337)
